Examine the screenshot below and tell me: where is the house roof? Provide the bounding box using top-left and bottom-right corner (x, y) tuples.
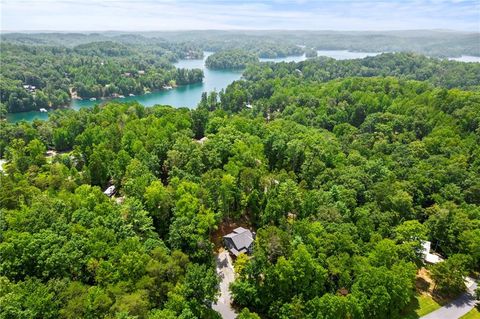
(421, 240), (444, 264)
(425, 253), (443, 264)
(421, 241), (431, 255)
(233, 227), (248, 234)
(229, 247), (248, 257)
(224, 227), (254, 252)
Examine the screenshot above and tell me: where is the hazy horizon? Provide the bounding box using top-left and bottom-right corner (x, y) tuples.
(1, 0), (479, 32)
(1, 29), (478, 34)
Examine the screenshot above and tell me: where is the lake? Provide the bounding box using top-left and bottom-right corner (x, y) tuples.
(259, 54), (307, 63)
(258, 50), (383, 62)
(316, 50), (380, 60)
(7, 50), (386, 123)
(448, 55), (480, 63)
(7, 52), (242, 122)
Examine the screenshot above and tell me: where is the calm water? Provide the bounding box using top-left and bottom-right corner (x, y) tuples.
(448, 55), (480, 63)
(257, 50), (381, 62)
(18, 49), (478, 123)
(316, 50), (380, 60)
(259, 54), (307, 63)
(70, 53), (243, 110)
(7, 52), (242, 122)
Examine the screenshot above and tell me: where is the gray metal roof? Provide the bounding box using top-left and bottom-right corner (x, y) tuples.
(230, 247), (248, 256)
(233, 227), (248, 234)
(224, 228), (254, 251)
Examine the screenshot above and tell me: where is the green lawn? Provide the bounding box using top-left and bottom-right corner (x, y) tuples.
(460, 308), (480, 319)
(416, 294), (442, 317)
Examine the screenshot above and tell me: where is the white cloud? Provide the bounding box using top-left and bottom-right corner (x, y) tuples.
(1, 0), (478, 31)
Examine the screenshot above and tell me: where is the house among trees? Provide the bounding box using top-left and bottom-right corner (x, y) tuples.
(223, 227), (255, 257)
(421, 241), (444, 264)
(196, 136), (208, 144)
(103, 185), (116, 197)
(23, 84), (36, 93)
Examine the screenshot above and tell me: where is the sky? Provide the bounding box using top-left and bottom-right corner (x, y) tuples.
(1, 0), (479, 32)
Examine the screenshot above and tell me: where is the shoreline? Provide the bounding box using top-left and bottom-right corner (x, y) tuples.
(6, 82), (201, 116)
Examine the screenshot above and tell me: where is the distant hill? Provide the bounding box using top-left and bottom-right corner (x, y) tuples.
(2, 30), (479, 57)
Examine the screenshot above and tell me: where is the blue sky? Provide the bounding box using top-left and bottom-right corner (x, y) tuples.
(1, 0), (479, 31)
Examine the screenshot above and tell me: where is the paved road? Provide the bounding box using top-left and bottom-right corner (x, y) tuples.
(212, 250), (237, 319)
(421, 279), (478, 319)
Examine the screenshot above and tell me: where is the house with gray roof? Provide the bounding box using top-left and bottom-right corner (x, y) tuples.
(223, 227), (255, 257)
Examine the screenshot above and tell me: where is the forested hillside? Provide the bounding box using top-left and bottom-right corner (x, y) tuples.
(132, 30), (480, 58)
(1, 51), (479, 319)
(206, 50), (260, 70)
(3, 30), (478, 58)
(244, 52), (480, 90)
(0, 41), (204, 113)
(1, 31), (478, 115)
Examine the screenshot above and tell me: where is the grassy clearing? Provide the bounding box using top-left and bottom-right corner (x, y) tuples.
(401, 268), (443, 318)
(401, 293), (442, 319)
(460, 308), (480, 319)
(416, 294), (442, 317)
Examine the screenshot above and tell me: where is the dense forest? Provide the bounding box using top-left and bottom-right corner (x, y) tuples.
(133, 30), (480, 58)
(206, 50), (260, 70)
(5, 30), (477, 58)
(0, 41), (204, 113)
(1, 49), (479, 318)
(245, 52), (480, 90)
(1, 32), (304, 59)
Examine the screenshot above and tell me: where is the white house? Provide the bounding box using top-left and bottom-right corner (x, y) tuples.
(421, 241), (444, 264)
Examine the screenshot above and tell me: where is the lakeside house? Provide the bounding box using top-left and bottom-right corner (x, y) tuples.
(223, 227), (255, 257)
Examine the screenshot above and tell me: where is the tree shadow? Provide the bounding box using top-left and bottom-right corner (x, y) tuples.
(401, 296), (420, 319)
(431, 289), (469, 307)
(217, 255), (229, 269)
(416, 277), (430, 292)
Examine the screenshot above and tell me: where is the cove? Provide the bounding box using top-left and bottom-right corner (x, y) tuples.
(7, 52), (242, 123)
(7, 50), (380, 123)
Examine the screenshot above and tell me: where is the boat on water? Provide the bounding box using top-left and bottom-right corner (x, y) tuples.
(89, 97), (97, 101)
(129, 93), (135, 97)
(119, 95), (125, 98)
(163, 85), (173, 90)
(39, 108), (48, 112)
